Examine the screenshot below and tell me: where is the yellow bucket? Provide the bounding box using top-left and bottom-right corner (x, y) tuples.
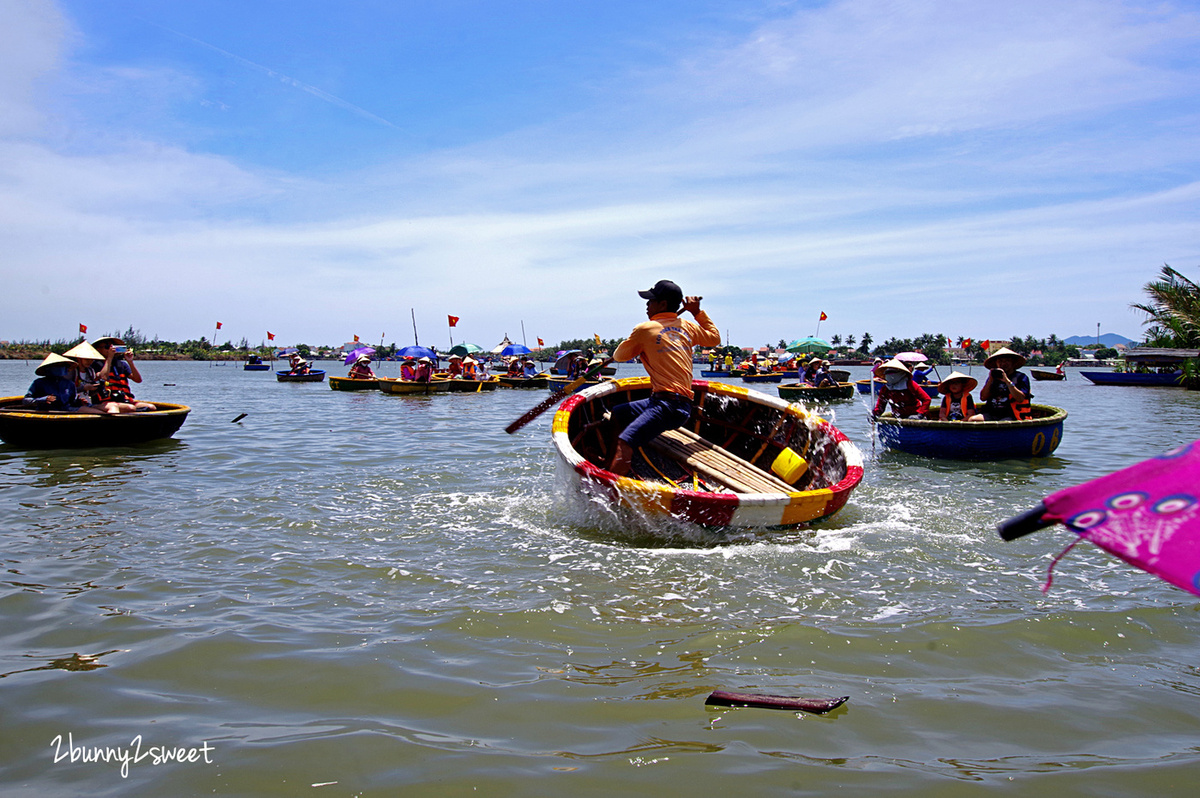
(771, 447), (808, 483)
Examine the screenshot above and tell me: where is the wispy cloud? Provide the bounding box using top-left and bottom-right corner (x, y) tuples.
(141, 17), (403, 131)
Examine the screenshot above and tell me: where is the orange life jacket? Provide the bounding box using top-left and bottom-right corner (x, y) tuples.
(941, 393), (975, 421)
(462, 361), (477, 379)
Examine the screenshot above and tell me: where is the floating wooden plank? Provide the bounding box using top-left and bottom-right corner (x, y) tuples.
(705, 690), (849, 714)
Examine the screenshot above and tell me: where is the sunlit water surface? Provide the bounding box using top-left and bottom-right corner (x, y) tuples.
(1, 360), (1198, 796)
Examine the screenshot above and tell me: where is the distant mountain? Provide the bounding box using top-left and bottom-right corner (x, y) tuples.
(1063, 333), (1136, 347)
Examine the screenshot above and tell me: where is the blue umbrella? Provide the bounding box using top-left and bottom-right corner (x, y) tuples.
(500, 343), (532, 357)
(396, 345), (438, 361)
(344, 346), (375, 365)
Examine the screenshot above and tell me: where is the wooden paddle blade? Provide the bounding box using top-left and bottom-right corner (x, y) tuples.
(705, 690), (849, 714)
(997, 501), (1053, 540)
(505, 358), (613, 435)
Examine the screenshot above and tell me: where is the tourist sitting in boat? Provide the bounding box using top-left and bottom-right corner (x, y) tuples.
(565, 352), (587, 380)
(476, 358), (490, 380)
(461, 357), (478, 379)
(605, 279), (721, 476)
(799, 358), (819, 385)
(937, 372), (978, 421)
(872, 359), (931, 419)
(286, 352), (311, 375)
(415, 357), (435, 382)
(63, 341), (106, 409)
(522, 357), (539, 378)
(506, 358), (523, 377)
(247, 354), (263, 365)
(811, 360), (838, 388)
(912, 364), (934, 386)
(399, 357), (417, 381)
(871, 357), (884, 377)
(348, 354), (375, 379)
(23, 353), (103, 413)
(447, 355), (463, 377)
(94, 337), (156, 411)
(974, 347), (1032, 421)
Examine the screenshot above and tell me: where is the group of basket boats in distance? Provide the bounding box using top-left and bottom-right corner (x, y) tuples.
(0, 361), (1069, 532)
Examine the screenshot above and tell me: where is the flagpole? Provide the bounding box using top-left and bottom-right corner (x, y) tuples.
(521, 320), (527, 347)
(411, 309), (419, 347)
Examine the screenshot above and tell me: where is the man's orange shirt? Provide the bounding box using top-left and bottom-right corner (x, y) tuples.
(613, 310), (720, 399)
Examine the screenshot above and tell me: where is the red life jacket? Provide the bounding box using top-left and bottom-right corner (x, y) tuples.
(100, 365), (133, 402)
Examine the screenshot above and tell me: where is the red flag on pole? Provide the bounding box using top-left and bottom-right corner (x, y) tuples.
(963, 338), (972, 349)
(537, 337), (545, 347)
(982, 339), (991, 352)
(79, 323), (87, 334)
(819, 312), (828, 321)
(216, 322), (222, 329)
(267, 331), (275, 341)
(448, 315), (459, 328)
(353, 335), (360, 343)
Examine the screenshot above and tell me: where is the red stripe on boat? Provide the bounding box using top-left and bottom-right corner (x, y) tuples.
(670, 490), (739, 526)
(559, 394), (585, 413)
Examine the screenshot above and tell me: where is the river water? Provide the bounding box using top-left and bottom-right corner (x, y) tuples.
(1, 359), (1198, 796)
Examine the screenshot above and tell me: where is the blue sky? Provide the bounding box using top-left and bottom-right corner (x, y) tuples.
(2, 0), (1198, 350)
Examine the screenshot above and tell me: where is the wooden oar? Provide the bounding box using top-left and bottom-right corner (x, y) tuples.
(506, 358), (613, 434)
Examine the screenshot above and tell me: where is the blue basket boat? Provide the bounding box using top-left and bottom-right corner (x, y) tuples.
(874, 404), (1067, 460)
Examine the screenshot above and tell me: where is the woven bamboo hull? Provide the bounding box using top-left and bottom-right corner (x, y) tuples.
(552, 378), (863, 528)
(447, 378), (499, 392)
(377, 378), (452, 395)
(329, 376), (380, 391)
(874, 404), (1067, 460)
(0, 398), (189, 448)
(740, 373), (782, 383)
(497, 375), (549, 389)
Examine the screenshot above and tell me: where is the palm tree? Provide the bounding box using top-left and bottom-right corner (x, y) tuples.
(830, 334), (842, 347)
(1132, 264), (1200, 347)
(845, 334), (856, 351)
(860, 332), (873, 353)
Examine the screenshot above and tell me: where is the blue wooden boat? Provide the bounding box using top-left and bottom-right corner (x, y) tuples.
(740, 372), (782, 383)
(1081, 370), (1184, 386)
(546, 376), (604, 393)
(1080, 348), (1196, 387)
(277, 369), (326, 383)
(856, 378), (939, 397)
(699, 370), (733, 377)
(874, 404), (1067, 460)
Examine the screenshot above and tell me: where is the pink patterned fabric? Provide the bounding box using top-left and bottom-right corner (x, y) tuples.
(1042, 440), (1200, 596)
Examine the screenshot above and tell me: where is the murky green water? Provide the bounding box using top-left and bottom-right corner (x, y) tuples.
(2, 360), (1198, 796)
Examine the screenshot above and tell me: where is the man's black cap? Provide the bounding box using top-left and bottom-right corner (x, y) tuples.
(637, 279), (683, 305)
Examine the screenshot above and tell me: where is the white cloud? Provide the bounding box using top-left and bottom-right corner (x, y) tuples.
(1, 0), (1198, 346)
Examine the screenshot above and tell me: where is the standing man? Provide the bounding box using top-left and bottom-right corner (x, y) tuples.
(606, 280), (721, 476)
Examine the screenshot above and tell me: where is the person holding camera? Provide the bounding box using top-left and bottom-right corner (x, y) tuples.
(974, 347), (1031, 421)
(93, 337), (155, 412)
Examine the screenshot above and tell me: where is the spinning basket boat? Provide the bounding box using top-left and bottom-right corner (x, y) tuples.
(551, 377), (863, 528)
